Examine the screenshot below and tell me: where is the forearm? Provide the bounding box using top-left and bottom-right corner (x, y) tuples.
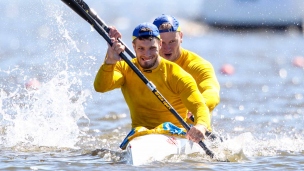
(180, 86), (211, 130)
(193, 102), (211, 131)
(202, 88), (220, 112)
(104, 53), (119, 65)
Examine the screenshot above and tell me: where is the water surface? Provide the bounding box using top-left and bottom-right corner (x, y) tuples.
(1, 0), (304, 170)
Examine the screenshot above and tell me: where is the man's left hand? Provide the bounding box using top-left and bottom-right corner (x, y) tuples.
(186, 124), (207, 143)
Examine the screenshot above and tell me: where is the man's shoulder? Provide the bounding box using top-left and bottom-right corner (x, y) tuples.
(162, 57), (184, 69)
(181, 48), (212, 66)
(182, 48), (200, 57)
(161, 58), (192, 78)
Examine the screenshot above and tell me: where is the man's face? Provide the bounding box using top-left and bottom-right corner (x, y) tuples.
(159, 31), (183, 62)
(133, 38), (162, 70)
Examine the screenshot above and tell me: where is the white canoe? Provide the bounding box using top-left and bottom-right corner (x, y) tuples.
(125, 134), (204, 165)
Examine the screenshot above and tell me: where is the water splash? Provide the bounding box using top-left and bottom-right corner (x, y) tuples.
(0, 1), (92, 151)
(1, 71), (90, 149)
(212, 132), (304, 162)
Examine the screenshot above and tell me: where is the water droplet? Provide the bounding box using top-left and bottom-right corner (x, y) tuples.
(279, 69), (287, 78)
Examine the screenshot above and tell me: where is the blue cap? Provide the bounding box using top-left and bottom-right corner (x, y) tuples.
(153, 14), (181, 33)
(132, 22), (160, 40)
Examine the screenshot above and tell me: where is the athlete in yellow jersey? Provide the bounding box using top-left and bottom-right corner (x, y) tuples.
(153, 14), (220, 124)
(94, 22), (210, 143)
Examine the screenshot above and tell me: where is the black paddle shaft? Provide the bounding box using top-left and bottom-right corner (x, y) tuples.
(61, 0), (214, 159)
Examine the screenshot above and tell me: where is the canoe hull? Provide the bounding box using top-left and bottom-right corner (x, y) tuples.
(126, 134), (202, 165)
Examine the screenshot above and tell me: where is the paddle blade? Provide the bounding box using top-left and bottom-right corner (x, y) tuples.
(61, 0), (93, 25)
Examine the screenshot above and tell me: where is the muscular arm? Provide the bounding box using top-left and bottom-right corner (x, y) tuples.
(94, 26), (125, 93)
(197, 61), (220, 112)
(173, 70), (211, 130)
(175, 71), (210, 142)
(176, 49), (220, 113)
(94, 62), (124, 93)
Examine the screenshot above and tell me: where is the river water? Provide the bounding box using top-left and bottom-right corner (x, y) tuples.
(1, 0), (304, 170)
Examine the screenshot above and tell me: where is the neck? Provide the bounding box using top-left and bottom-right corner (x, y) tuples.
(173, 48), (182, 62)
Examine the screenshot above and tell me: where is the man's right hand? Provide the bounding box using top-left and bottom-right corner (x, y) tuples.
(104, 27), (125, 64)
(108, 26), (122, 39)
